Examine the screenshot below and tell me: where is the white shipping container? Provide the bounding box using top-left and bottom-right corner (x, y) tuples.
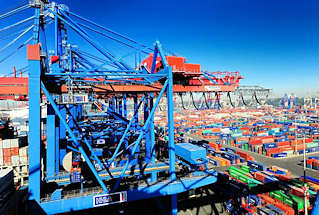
(19, 156), (28, 164)
(0, 140), (2, 148)
(2, 139), (11, 148)
(0, 148), (2, 157)
(0, 157), (3, 166)
(19, 146), (28, 157)
(10, 139), (19, 148)
(17, 125), (28, 132)
(21, 165), (28, 173)
(11, 155), (19, 165)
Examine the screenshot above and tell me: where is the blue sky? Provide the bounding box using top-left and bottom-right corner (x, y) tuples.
(0, 0), (319, 97)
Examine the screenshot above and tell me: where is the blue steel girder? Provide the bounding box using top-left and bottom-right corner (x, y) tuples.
(107, 95), (146, 167)
(41, 81), (110, 193)
(111, 79), (169, 192)
(62, 104), (106, 169)
(201, 71), (218, 85)
(40, 174), (217, 214)
(46, 162), (170, 185)
(155, 41), (178, 215)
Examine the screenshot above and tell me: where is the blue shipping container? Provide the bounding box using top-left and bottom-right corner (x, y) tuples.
(263, 143), (278, 149)
(266, 204), (284, 215)
(247, 160), (265, 171)
(272, 153), (287, 158)
(224, 147), (236, 154)
(310, 147), (319, 152)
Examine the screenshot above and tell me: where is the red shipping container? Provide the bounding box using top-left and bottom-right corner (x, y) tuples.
(10, 147), (19, 156)
(307, 159), (314, 166)
(3, 155), (11, 165)
(2, 148), (11, 157)
(277, 174), (292, 181)
(184, 63), (201, 74)
(249, 140), (263, 145)
(267, 147), (284, 154)
(305, 138), (313, 143)
(312, 160), (319, 169)
(254, 171), (266, 183)
(262, 138), (275, 144)
(209, 142), (220, 151)
(273, 201), (295, 215)
(290, 186), (307, 198)
(258, 194), (276, 205)
(296, 144), (306, 151)
(280, 146), (295, 151)
(277, 141), (290, 147)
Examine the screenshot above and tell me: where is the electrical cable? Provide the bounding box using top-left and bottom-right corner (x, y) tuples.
(227, 92), (235, 108)
(0, 16), (34, 33)
(67, 10), (153, 52)
(0, 4), (30, 21)
(190, 92), (199, 110)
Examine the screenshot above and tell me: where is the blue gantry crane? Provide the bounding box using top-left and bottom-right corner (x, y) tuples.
(0, 1), (217, 214)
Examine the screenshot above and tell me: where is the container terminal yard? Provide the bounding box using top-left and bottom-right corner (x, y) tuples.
(0, 0), (319, 215)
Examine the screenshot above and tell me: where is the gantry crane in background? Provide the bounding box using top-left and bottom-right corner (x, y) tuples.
(281, 93), (297, 109)
(0, 65), (271, 109)
(0, 5), (272, 109)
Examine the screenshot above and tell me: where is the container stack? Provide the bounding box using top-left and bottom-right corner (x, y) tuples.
(0, 138), (28, 165)
(306, 156), (319, 170)
(156, 108), (319, 159)
(224, 161), (316, 214)
(0, 138), (29, 186)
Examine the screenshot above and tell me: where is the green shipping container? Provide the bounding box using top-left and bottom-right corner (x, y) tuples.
(307, 142), (319, 148)
(271, 128), (280, 132)
(290, 194), (309, 211)
(241, 165), (250, 173)
(202, 130), (212, 134)
(269, 191), (284, 202)
(229, 168), (262, 185)
(229, 166), (248, 176)
(232, 133), (243, 138)
(283, 197), (294, 207)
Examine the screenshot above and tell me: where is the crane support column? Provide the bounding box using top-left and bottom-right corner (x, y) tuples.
(168, 66), (177, 215)
(47, 104), (56, 177)
(27, 44), (42, 203)
(59, 104), (67, 165)
(144, 94), (151, 162)
(150, 93), (157, 182)
(156, 40), (177, 215)
(123, 93), (127, 118)
(68, 104), (76, 129)
(119, 97), (123, 116)
(134, 94), (138, 128)
(55, 112), (60, 174)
